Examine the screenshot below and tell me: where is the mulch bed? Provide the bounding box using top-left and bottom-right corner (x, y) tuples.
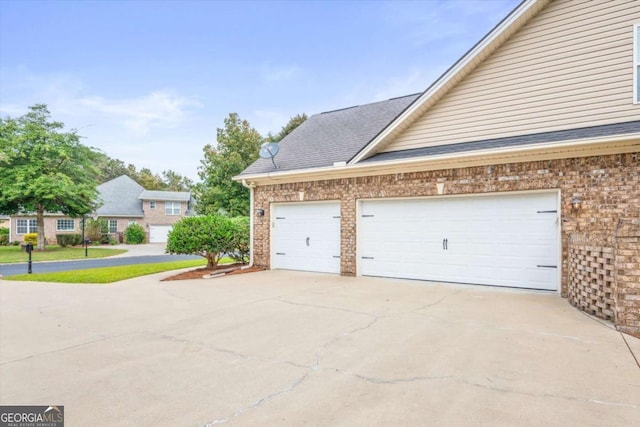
(162, 263), (265, 281)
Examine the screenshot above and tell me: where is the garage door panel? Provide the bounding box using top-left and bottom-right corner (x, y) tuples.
(272, 203), (340, 274)
(360, 193), (558, 290)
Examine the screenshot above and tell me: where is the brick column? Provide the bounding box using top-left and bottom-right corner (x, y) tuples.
(615, 219), (640, 338)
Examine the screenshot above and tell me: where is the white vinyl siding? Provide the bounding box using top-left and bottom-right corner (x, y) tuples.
(107, 220), (117, 234)
(165, 201), (181, 216)
(634, 23), (639, 103)
(382, 0), (640, 154)
(56, 219), (75, 231)
(16, 219), (37, 234)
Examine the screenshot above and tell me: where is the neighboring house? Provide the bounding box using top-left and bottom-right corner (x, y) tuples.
(9, 175), (193, 244)
(236, 0), (640, 336)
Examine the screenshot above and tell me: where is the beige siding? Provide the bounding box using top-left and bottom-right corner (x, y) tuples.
(382, 0), (640, 154)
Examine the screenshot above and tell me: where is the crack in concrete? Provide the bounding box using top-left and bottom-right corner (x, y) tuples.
(620, 332), (640, 370)
(273, 298), (374, 317)
(408, 291), (459, 314)
(334, 368), (452, 384)
(201, 372), (311, 426)
(160, 283), (190, 302)
(461, 378), (640, 409)
(0, 332), (123, 365)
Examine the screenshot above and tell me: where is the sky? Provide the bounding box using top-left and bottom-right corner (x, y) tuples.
(0, 0), (520, 181)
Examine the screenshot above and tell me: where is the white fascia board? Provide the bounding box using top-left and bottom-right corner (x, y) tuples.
(349, 0), (543, 165)
(234, 132), (640, 185)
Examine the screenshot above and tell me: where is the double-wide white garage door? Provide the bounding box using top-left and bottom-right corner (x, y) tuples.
(270, 192), (559, 290)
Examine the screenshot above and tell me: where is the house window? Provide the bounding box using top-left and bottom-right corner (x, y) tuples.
(56, 219), (75, 231)
(150, 201), (156, 209)
(107, 220), (118, 234)
(16, 219), (37, 234)
(635, 23), (640, 103)
(165, 201), (181, 216)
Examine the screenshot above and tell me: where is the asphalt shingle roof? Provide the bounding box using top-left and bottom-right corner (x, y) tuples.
(138, 190), (190, 202)
(96, 175), (145, 217)
(240, 94), (420, 175)
(362, 120), (640, 163)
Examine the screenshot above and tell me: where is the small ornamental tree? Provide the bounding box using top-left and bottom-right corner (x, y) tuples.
(166, 215), (235, 268)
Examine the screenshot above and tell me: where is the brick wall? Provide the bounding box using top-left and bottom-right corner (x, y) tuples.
(567, 237), (616, 321)
(253, 152), (639, 334)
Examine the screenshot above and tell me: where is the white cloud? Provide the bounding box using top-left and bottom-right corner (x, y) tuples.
(0, 68), (206, 180)
(260, 62), (302, 82)
(251, 108), (290, 135)
(75, 91), (201, 135)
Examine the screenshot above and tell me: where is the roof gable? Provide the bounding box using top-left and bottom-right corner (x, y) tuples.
(369, 0), (640, 158)
(349, 0), (550, 164)
(96, 175), (144, 217)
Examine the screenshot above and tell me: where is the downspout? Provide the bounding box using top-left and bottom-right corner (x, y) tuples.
(241, 179), (256, 269)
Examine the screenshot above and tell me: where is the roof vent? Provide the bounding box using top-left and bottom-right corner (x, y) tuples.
(333, 161), (347, 167)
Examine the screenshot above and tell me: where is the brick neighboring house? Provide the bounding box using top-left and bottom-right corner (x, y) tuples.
(235, 0), (640, 336)
(8, 175), (194, 244)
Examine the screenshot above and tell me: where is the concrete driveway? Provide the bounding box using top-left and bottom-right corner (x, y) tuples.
(1, 271), (638, 426)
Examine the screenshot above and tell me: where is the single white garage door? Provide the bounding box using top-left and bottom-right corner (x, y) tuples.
(149, 225), (172, 243)
(359, 192), (559, 290)
(271, 202), (341, 273)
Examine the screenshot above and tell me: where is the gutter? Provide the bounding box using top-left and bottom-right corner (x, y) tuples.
(234, 133), (640, 185)
(240, 179), (256, 269)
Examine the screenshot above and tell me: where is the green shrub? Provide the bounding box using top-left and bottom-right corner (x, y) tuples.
(24, 233), (38, 244)
(0, 228), (9, 246)
(167, 215), (236, 268)
(230, 216), (250, 263)
(57, 233), (82, 247)
(124, 223), (146, 244)
(85, 218), (107, 242)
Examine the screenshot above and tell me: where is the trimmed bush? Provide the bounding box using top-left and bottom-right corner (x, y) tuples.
(57, 233), (82, 247)
(167, 215), (236, 268)
(124, 223), (146, 244)
(24, 233), (38, 244)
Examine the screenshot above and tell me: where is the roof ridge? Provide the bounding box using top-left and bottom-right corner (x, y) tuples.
(320, 92), (422, 115)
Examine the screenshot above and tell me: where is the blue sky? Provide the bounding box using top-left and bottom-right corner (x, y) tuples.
(0, 0), (519, 181)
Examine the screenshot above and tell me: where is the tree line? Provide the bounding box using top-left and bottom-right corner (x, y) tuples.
(0, 104), (306, 248)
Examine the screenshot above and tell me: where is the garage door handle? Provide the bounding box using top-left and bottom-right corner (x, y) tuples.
(306, 237), (310, 246)
(443, 238), (448, 250)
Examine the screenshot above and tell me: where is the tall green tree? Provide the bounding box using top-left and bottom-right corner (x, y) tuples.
(271, 113), (307, 142)
(195, 113), (263, 216)
(0, 104), (101, 250)
(162, 169), (193, 191)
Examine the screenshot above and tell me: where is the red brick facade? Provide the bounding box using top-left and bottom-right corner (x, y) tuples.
(253, 153), (639, 336)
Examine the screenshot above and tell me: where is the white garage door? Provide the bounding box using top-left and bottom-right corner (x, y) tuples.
(271, 202), (341, 273)
(149, 225), (172, 243)
(359, 192), (559, 290)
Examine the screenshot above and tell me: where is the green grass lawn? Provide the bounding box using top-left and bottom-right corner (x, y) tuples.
(0, 245), (127, 263)
(4, 259), (209, 283)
